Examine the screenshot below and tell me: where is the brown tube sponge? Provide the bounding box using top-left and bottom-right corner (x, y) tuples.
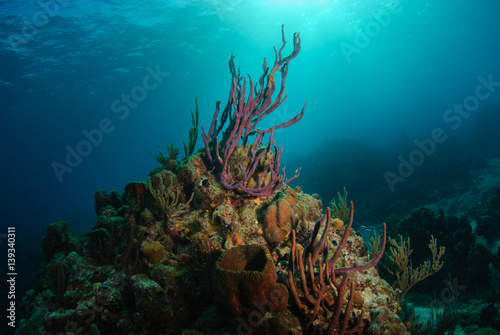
(213, 244), (288, 316)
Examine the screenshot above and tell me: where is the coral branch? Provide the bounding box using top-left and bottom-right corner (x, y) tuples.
(287, 202), (387, 334)
(183, 96), (199, 158)
(386, 234), (445, 301)
(202, 24), (305, 197)
(147, 173), (194, 214)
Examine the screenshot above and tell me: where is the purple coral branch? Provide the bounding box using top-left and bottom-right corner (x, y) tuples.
(202, 24), (304, 197)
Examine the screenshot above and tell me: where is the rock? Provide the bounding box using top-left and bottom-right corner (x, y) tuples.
(141, 241), (167, 264)
(41, 221), (82, 262)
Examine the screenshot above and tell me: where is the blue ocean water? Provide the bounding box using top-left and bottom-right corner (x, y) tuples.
(1, 0), (500, 307)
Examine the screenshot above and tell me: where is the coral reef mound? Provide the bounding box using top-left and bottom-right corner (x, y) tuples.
(19, 154), (406, 334)
(18, 26), (406, 335)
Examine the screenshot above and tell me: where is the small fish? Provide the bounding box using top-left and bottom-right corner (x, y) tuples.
(353, 222), (383, 241)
